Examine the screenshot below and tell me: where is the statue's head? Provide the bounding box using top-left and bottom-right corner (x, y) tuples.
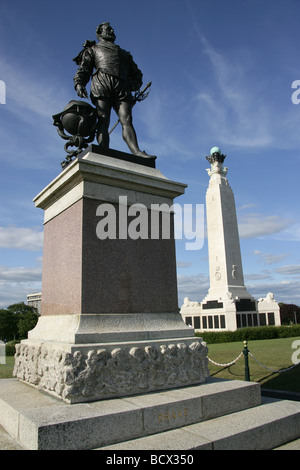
(96, 22), (116, 42)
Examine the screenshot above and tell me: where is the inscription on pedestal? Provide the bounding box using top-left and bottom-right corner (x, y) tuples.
(158, 408), (189, 422)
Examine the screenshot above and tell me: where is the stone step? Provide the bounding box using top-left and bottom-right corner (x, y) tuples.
(0, 425), (23, 450)
(274, 437), (300, 450)
(97, 397), (300, 451)
(1, 378), (300, 450)
(0, 378), (261, 450)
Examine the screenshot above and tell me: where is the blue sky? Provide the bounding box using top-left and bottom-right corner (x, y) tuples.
(0, 0), (300, 308)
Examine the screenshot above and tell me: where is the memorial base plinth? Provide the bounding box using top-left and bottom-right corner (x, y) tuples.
(14, 308), (209, 403)
(14, 336), (208, 404)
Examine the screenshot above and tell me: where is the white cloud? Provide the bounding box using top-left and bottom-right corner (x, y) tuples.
(177, 261), (192, 268)
(275, 223), (300, 242)
(244, 272), (272, 281)
(135, 93), (197, 161)
(246, 279), (300, 305)
(193, 36), (274, 149)
(0, 280), (42, 308)
(275, 265), (300, 276)
(253, 250), (289, 265)
(238, 214), (291, 239)
(176, 270), (300, 306)
(183, 30), (300, 152)
(238, 203), (256, 211)
(177, 273), (209, 305)
(0, 260), (42, 308)
(0, 56), (66, 121)
(0, 265), (42, 283)
(0, 54), (70, 171)
(0, 226), (43, 251)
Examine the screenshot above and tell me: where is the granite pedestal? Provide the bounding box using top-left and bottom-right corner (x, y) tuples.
(13, 147), (209, 403)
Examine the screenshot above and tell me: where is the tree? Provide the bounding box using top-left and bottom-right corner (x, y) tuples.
(0, 308), (18, 341)
(279, 303), (300, 325)
(0, 302), (39, 341)
(6, 302), (37, 316)
(17, 309), (39, 339)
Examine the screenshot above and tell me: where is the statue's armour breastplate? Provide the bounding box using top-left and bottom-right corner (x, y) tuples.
(92, 43), (130, 81)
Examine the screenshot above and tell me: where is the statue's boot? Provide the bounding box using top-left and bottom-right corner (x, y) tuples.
(133, 150), (157, 160)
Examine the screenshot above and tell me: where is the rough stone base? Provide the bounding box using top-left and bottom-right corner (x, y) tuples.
(13, 337), (209, 403)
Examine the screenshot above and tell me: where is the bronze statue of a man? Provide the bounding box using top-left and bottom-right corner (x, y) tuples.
(73, 22), (154, 158)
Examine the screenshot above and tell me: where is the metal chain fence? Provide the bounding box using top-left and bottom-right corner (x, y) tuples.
(207, 352), (243, 368)
(207, 340), (299, 381)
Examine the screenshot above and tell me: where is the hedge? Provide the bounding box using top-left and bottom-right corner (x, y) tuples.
(195, 325), (300, 344)
(4, 340), (19, 356)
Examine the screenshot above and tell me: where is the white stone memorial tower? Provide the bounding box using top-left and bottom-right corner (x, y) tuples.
(181, 147), (281, 331)
(203, 147), (252, 304)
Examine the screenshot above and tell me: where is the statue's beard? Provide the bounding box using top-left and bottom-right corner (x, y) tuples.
(101, 31), (116, 42)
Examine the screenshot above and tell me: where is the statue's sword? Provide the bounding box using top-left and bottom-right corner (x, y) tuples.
(109, 81), (152, 135)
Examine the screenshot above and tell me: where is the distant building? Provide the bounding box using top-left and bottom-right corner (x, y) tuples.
(27, 292), (42, 314)
(180, 148), (281, 332)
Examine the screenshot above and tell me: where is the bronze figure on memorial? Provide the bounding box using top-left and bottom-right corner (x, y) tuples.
(73, 22), (155, 159)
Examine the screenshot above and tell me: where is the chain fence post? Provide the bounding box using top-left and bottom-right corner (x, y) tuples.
(243, 340), (250, 381)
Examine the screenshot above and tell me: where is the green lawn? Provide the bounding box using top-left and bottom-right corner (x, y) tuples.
(206, 336), (300, 393)
(1, 337), (300, 393)
(0, 356), (15, 379)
